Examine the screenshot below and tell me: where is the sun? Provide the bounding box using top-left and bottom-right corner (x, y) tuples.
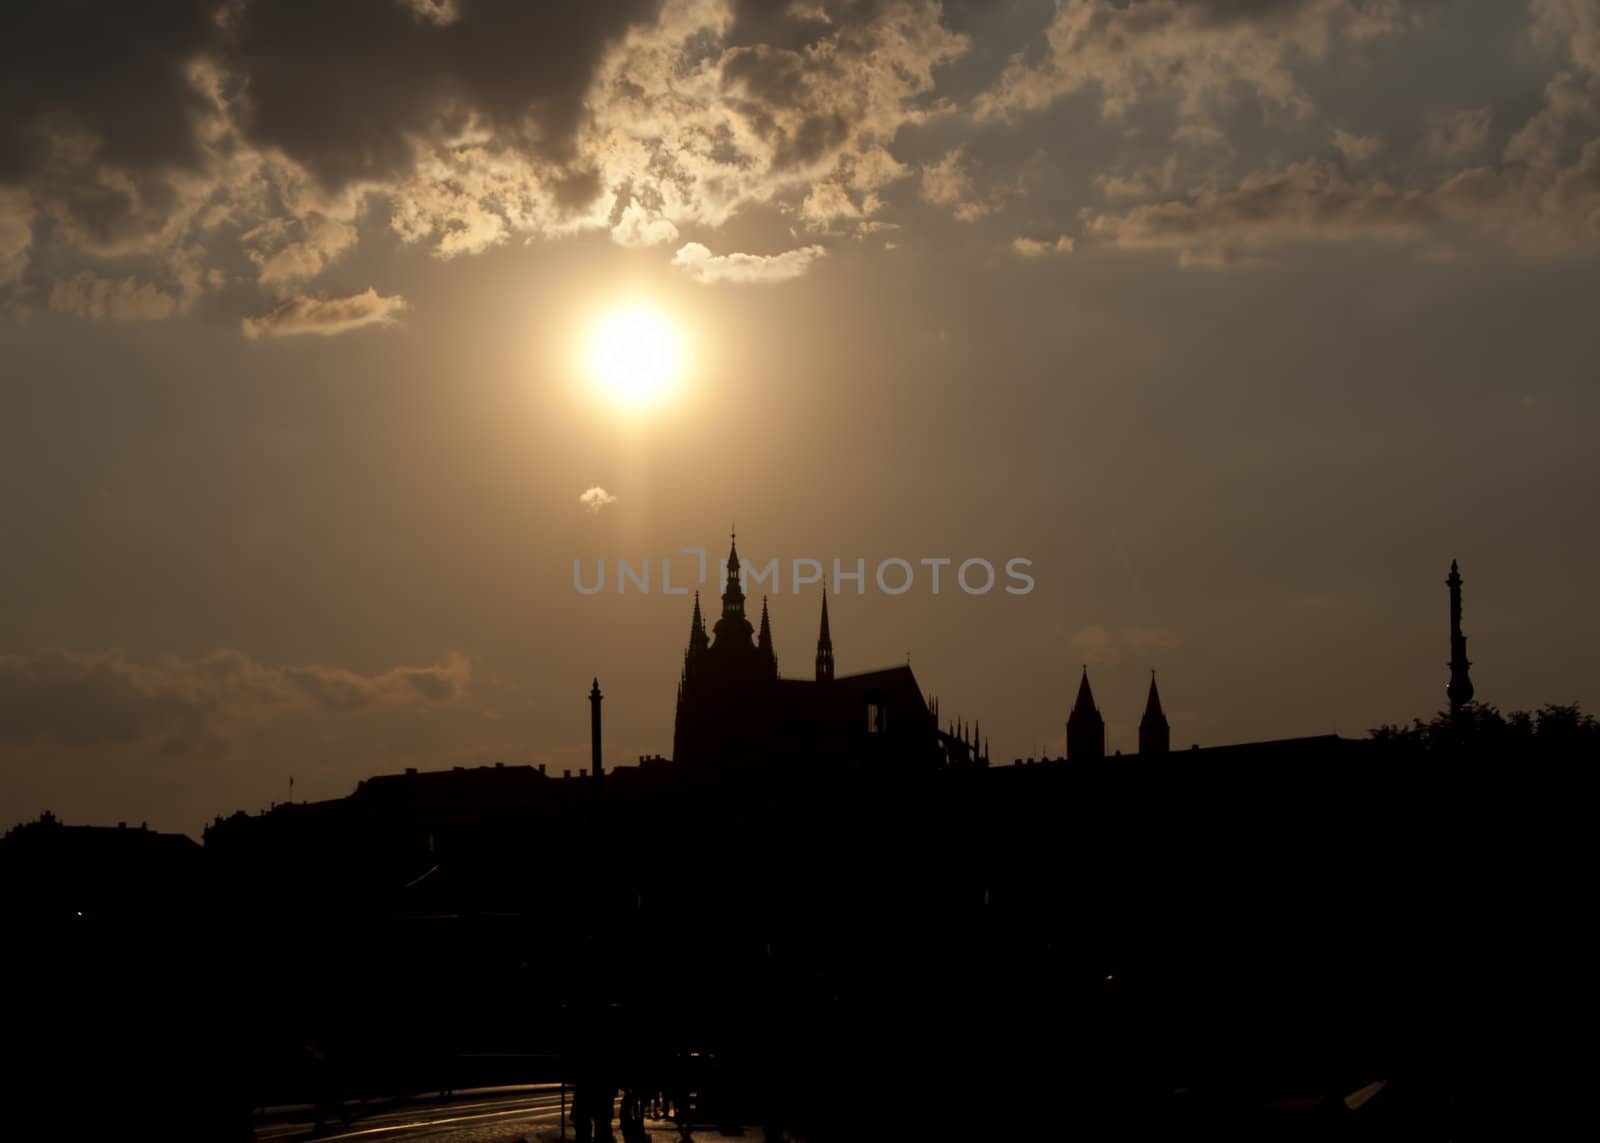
(587, 304), (683, 410)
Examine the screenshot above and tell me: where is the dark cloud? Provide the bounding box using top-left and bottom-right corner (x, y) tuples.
(0, 0), (218, 183)
(0, 651), (203, 751)
(0, 649), (471, 754)
(224, 0), (662, 189)
(2, 1), (1598, 325)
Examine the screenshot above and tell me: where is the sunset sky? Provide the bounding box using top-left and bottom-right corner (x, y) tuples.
(2, 0), (1596, 833)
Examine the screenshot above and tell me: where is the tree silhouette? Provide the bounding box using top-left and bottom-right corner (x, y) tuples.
(1370, 701), (1597, 757)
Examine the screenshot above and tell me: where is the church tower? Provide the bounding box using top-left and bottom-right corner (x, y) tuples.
(1066, 667), (1105, 760)
(1446, 559), (1474, 718)
(673, 533), (778, 764)
(710, 532), (754, 653)
(1139, 671), (1169, 755)
(815, 592), (834, 682)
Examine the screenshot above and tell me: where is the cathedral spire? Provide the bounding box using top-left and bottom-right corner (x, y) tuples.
(688, 591), (709, 656)
(815, 591), (834, 682)
(1067, 666), (1105, 761)
(1446, 559), (1474, 718)
(1139, 670), (1170, 755)
(758, 595), (774, 651)
(721, 530), (745, 620)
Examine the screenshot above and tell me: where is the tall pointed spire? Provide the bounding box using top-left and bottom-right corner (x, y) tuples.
(1446, 559), (1474, 718)
(722, 529), (744, 613)
(1139, 670), (1170, 755)
(1066, 666), (1105, 761)
(815, 591), (834, 682)
(688, 591), (709, 656)
(709, 530), (755, 650)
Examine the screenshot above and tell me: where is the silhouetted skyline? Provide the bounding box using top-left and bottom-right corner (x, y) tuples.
(2, 1), (1596, 835)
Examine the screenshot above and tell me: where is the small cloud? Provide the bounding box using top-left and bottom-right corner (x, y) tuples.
(610, 202), (680, 248)
(1011, 235), (1074, 257)
(787, 1), (831, 23)
(853, 220), (900, 240)
(1428, 107), (1491, 160)
(1069, 624), (1179, 666)
(800, 181), (864, 229)
(579, 486), (618, 514)
(243, 215), (359, 286)
(1331, 128), (1385, 165)
(398, 0), (461, 26)
(921, 148), (991, 221)
(671, 242), (825, 285)
(242, 288), (409, 339)
(49, 272), (188, 322)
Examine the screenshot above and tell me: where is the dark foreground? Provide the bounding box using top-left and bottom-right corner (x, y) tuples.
(5, 750), (1462, 1138)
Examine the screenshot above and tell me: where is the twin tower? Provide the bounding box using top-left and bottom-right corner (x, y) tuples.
(1065, 668), (1170, 760)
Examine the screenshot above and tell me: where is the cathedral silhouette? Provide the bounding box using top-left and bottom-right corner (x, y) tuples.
(671, 534), (1180, 769)
(671, 534), (964, 769)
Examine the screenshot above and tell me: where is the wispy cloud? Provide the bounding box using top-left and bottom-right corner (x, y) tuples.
(1332, 128), (1385, 165)
(1068, 625), (1180, 667)
(0, 648), (471, 754)
(1011, 234), (1075, 257)
(241, 289), (409, 339)
(580, 486), (618, 514)
(671, 241), (826, 285)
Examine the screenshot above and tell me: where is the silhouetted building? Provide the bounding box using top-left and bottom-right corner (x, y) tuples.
(0, 811), (202, 920)
(672, 534), (941, 769)
(1139, 672), (1170, 755)
(1447, 559), (1474, 718)
(1066, 667), (1105, 760)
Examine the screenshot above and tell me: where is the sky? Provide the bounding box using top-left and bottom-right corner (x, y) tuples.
(1, 0), (1596, 834)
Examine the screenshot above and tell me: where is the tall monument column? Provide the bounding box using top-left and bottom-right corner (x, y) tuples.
(1446, 560), (1474, 718)
(589, 677), (604, 779)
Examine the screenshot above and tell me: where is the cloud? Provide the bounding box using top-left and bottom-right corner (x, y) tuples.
(1068, 625), (1181, 667)
(1011, 234), (1074, 257)
(398, 0), (463, 28)
(1083, 159), (1432, 261)
(6, 0), (1600, 325)
(0, 648), (471, 754)
(1332, 128), (1385, 164)
(0, 188), (31, 290)
(580, 486), (619, 514)
(920, 147), (992, 220)
(671, 241), (826, 284)
(1504, 71), (1596, 166)
(48, 271), (190, 322)
(243, 215), (361, 287)
(1428, 108), (1492, 160)
(609, 201), (680, 248)
(1533, 0), (1600, 78)
(241, 288), (410, 338)
(976, 0), (1407, 142)
(1084, 140), (1600, 263)
(0, 1), (970, 328)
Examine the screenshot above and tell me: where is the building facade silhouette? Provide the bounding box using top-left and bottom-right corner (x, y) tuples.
(671, 535), (943, 770)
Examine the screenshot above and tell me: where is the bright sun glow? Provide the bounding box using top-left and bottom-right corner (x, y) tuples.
(587, 305), (683, 409)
